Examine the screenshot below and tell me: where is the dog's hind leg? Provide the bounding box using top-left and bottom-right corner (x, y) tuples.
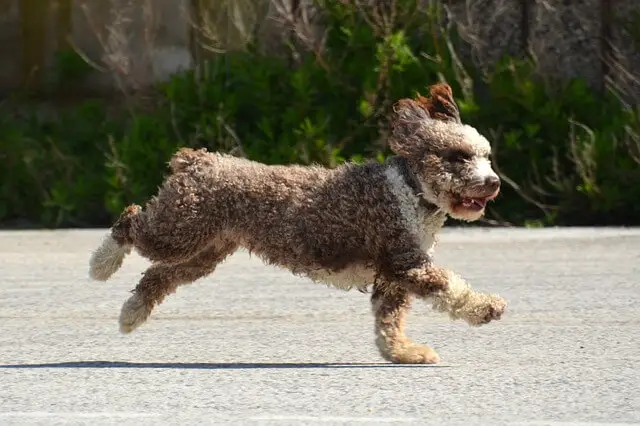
(90, 197), (221, 282)
(371, 283), (441, 364)
(89, 205), (141, 281)
(119, 239), (238, 333)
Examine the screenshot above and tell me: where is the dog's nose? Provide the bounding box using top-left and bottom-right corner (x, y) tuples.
(485, 175), (501, 190)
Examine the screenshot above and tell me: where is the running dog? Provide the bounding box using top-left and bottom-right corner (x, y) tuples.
(89, 83), (506, 364)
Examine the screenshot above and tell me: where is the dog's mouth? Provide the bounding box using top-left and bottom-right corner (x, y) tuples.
(451, 190), (499, 212)
(459, 197), (489, 211)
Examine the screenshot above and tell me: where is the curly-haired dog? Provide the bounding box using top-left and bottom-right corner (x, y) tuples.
(89, 83), (506, 364)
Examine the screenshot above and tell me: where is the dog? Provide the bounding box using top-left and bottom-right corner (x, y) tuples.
(89, 83), (506, 364)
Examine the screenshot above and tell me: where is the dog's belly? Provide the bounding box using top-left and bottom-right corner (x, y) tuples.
(306, 264), (376, 291)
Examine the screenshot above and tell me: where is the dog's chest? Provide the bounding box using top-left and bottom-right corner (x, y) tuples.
(384, 165), (446, 256)
(414, 210), (444, 254)
(399, 206), (445, 257)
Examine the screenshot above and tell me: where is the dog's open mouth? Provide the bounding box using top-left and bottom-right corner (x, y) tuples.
(460, 197), (489, 211)
(453, 190), (499, 212)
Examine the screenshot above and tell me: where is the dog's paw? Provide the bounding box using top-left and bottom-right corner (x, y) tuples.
(481, 296), (505, 323)
(388, 344), (441, 364)
(466, 294), (506, 326)
(119, 293), (152, 333)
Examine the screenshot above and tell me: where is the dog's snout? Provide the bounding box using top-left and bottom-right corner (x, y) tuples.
(485, 175), (500, 190)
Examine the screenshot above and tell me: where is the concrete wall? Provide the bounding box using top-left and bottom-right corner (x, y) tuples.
(2, 0), (639, 102)
(0, 0), (194, 93)
(70, 0), (193, 90)
(447, 0), (640, 101)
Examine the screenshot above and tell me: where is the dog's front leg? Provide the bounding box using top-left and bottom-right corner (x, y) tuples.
(371, 283), (441, 364)
(389, 256), (506, 327)
(427, 268), (506, 326)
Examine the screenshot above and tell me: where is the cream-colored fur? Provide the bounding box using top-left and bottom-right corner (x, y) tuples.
(119, 293), (152, 333)
(431, 271), (506, 326)
(307, 265), (376, 292)
(89, 236), (131, 281)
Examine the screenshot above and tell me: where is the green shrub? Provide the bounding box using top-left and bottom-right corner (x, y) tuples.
(1, 100), (119, 227)
(1, 0), (639, 228)
(465, 58), (640, 225)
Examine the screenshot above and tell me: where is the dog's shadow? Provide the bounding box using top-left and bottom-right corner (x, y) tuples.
(0, 361), (449, 370)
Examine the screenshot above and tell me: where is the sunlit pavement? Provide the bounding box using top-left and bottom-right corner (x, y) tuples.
(1, 228), (639, 425)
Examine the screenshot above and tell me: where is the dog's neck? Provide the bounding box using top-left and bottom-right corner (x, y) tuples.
(389, 156), (441, 214)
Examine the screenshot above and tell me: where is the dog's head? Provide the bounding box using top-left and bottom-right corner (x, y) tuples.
(389, 83), (500, 221)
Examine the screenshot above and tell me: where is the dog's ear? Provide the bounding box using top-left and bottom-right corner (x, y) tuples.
(388, 99), (430, 156)
(416, 83), (461, 123)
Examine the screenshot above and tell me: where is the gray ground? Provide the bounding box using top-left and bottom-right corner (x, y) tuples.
(1, 228), (639, 426)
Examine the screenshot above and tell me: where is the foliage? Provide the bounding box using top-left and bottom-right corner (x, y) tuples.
(1, 0), (639, 228)
(467, 58), (640, 225)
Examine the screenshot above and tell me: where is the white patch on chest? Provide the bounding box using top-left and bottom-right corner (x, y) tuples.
(306, 265), (376, 291)
(384, 165), (446, 256)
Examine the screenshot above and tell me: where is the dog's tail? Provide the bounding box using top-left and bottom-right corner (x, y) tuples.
(168, 147), (216, 174)
(169, 147), (200, 173)
(89, 204), (141, 281)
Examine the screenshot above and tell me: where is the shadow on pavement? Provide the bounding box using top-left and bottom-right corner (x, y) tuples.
(0, 361), (448, 369)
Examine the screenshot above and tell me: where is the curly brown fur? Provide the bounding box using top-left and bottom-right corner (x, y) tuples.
(89, 83), (507, 364)
(416, 83), (462, 123)
(372, 285), (440, 364)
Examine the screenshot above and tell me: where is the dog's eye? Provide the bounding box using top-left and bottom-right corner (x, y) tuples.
(446, 149), (472, 163)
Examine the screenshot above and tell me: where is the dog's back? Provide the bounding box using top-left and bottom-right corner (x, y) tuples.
(162, 148), (404, 274)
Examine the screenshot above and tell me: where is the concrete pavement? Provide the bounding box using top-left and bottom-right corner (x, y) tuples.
(1, 228), (639, 425)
